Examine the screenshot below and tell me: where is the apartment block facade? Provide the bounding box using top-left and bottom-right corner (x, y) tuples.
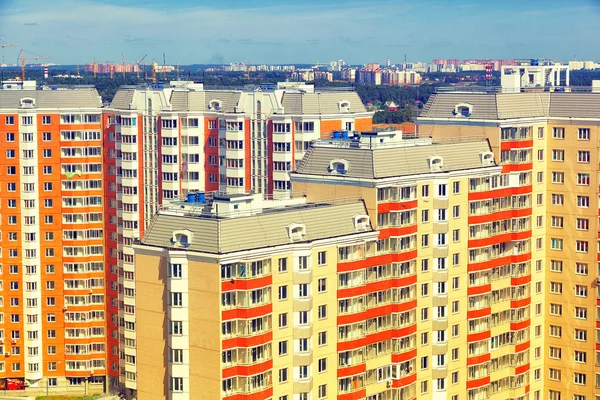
(293, 131), (534, 400)
(418, 89), (600, 400)
(0, 87), (108, 395)
(132, 193), (380, 400)
(104, 81), (373, 393)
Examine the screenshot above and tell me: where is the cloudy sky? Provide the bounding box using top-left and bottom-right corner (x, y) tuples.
(1, 0), (599, 65)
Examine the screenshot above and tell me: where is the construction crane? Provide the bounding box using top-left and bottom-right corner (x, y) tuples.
(121, 54), (126, 78)
(18, 49), (51, 81)
(0, 41), (18, 82)
(162, 53), (167, 81)
(136, 54), (147, 79)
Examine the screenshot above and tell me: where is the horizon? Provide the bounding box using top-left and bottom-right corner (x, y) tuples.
(1, 0), (599, 65)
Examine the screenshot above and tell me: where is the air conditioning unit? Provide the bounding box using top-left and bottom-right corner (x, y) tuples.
(386, 380), (392, 388)
(11, 339), (16, 344)
(4, 352), (10, 356)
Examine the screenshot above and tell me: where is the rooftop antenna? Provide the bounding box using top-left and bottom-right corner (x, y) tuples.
(162, 53), (167, 81)
(121, 54), (126, 78)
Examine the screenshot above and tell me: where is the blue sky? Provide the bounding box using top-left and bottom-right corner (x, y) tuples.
(1, 0), (599, 65)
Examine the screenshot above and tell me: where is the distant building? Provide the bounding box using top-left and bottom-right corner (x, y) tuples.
(568, 60), (600, 70)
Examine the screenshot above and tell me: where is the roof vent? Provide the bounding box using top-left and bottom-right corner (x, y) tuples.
(479, 151), (494, 166)
(453, 103), (472, 117)
(338, 100), (351, 113)
(286, 223), (306, 242)
(209, 100), (222, 111)
(171, 229), (193, 248)
(353, 215), (370, 232)
(20, 97), (36, 108)
(427, 156), (443, 172)
(328, 159), (349, 174)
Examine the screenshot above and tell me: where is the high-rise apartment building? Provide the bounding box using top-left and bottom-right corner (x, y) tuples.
(418, 81), (600, 400)
(0, 84), (108, 395)
(293, 131), (528, 400)
(103, 81), (373, 394)
(129, 131), (506, 400)
(132, 193), (380, 400)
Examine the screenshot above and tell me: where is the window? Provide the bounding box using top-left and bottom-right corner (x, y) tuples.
(437, 184), (447, 197)
(575, 263), (588, 275)
(452, 181), (460, 194)
(574, 329), (586, 341)
(537, 149), (544, 161)
(421, 380), (428, 394)
(578, 128), (590, 140)
(577, 173), (590, 186)
(550, 260), (563, 272)
(278, 286), (288, 300)
(550, 238), (563, 250)
(551, 216), (563, 228)
(278, 258), (287, 272)
(549, 325), (562, 337)
(576, 241), (588, 253)
(577, 150), (590, 163)
(552, 149), (564, 161)
(170, 377), (183, 392)
(549, 346), (562, 359)
(421, 259), (429, 272)
(318, 305), (327, 319)
(318, 384), (327, 399)
(574, 350), (586, 363)
(421, 356), (428, 369)
(421, 283), (429, 297)
(279, 368), (288, 383)
(574, 307), (587, 319)
(452, 229), (459, 242)
(318, 331), (327, 346)
(421, 308), (428, 321)
(549, 303), (562, 316)
(573, 373), (586, 385)
(422, 209), (429, 223)
(278, 341), (288, 356)
(43, 149), (52, 158)
(318, 278), (326, 293)
(577, 196), (589, 208)
(278, 313), (288, 328)
(536, 171), (543, 183)
(318, 358), (327, 372)
(551, 171), (564, 184)
(552, 127), (564, 139)
(576, 218), (589, 231)
(422, 234), (429, 247)
(421, 332), (428, 345)
(317, 251), (327, 265)
(549, 368), (561, 381)
(422, 185), (429, 198)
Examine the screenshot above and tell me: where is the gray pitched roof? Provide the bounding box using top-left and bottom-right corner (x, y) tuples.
(141, 201), (371, 254)
(295, 140), (494, 179)
(548, 93), (600, 118)
(0, 89), (102, 109)
(421, 91), (600, 120)
(281, 92), (367, 115)
(420, 93), (498, 119)
(110, 89), (135, 109)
